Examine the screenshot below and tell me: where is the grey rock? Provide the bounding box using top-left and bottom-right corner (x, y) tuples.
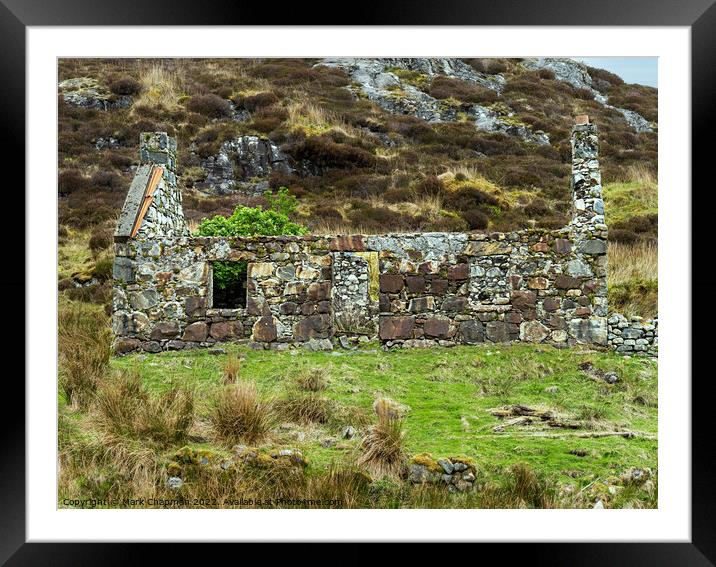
(437, 458), (454, 474)
(167, 476), (183, 490)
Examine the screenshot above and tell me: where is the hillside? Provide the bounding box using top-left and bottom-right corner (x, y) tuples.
(58, 57), (657, 237)
(58, 57), (658, 318)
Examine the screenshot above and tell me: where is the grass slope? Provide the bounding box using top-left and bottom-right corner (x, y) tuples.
(111, 343), (657, 486)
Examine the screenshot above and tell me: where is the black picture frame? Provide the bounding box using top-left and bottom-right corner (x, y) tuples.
(4, 0), (712, 560)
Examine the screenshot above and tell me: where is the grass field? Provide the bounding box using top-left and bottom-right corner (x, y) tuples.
(59, 321), (657, 509)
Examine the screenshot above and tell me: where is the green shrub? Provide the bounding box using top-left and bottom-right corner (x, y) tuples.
(58, 170), (89, 196)
(109, 76), (142, 96)
(186, 93), (231, 118)
(290, 136), (376, 169)
(428, 76), (498, 104)
(443, 185), (499, 211)
(462, 209), (489, 230)
(196, 188), (305, 289)
(196, 197), (304, 239)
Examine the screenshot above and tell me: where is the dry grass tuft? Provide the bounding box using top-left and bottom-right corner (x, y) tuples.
(276, 393), (332, 424)
(133, 64), (182, 112)
(499, 463), (557, 508)
(607, 241), (658, 318)
(357, 412), (406, 479)
(222, 357), (243, 385)
(211, 381), (274, 444)
(94, 369), (194, 448)
(623, 163), (657, 194)
(295, 367), (329, 392)
(286, 99), (365, 139)
(58, 303), (112, 409)
(608, 242), (658, 286)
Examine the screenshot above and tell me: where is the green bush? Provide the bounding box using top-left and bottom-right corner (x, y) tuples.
(196, 188), (305, 289)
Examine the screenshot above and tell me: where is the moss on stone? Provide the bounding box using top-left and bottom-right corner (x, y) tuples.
(410, 452), (444, 473)
(449, 455), (477, 470)
(385, 68), (431, 90)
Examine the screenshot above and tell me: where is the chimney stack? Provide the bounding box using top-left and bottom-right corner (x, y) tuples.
(570, 116), (605, 229)
(139, 132), (177, 175)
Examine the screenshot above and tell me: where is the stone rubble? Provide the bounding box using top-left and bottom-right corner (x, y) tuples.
(408, 454), (477, 492)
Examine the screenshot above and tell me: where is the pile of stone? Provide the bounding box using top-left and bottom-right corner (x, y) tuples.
(408, 453), (477, 492)
(608, 313), (658, 356)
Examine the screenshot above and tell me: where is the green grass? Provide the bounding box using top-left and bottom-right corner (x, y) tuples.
(111, 343), (657, 487)
(603, 180), (658, 226)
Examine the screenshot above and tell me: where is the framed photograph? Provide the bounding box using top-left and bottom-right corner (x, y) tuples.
(6, 0), (711, 560)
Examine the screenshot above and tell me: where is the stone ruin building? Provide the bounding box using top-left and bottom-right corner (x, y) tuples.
(112, 119), (657, 356)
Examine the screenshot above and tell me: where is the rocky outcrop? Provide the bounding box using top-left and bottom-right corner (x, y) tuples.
(58, 77), (132, 110)
(320, 58), (549, 145)
(522, 58), (654, 133)
(196, 136), (293, 195)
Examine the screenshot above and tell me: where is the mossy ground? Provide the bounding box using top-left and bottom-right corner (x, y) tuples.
(603, 180), (657, 226)
(111, 342), (657, 487)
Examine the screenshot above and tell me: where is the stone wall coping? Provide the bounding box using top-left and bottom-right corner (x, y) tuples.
(126, 226), (579, 247)
(115, 164), (154, 240)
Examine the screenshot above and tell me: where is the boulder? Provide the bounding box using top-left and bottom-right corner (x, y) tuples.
(460, 320), (484, 344)
(465, 241), (512, 256)
(150, 321), (180, 340)
(294, 314), (331, 341)
(307, 281), (331, 301)
(442, 297), (467, 312)
(182, 321), (208, 342)
(569, 317), (607, 345)
(251, 316), (278, 342)
(406, 275), (426, 293)
(185, 296), (207, 319)
(210, 320), (244, 341)
(408, 296), (434, 313)
(486, 321), (510, 343)
(448, 263), (469, 280)
(113, 337), (140, 354)
(378, 316), (415, 340)
(511, 290), (537, 309)
(380, 274), (404, 293)
(555, 274), (581, 289)
(423, 316), (451, 339)
(520, 321), (550, 342)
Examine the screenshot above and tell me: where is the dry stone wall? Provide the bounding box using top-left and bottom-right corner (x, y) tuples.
(608, 314), (658, 356)
(112, 121), (655, 357)
(112, 223), (609, 354)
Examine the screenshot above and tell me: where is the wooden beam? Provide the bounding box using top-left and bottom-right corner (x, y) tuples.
(130, 165), (164, 238)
